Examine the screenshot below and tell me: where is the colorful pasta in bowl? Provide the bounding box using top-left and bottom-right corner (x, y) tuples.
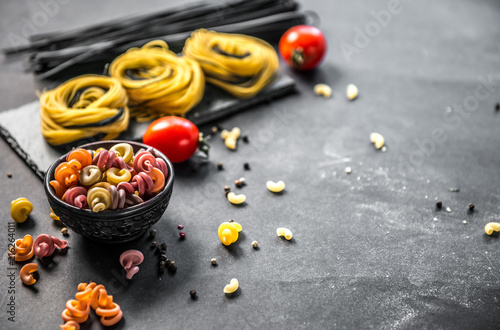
(44, 140), (174, 243)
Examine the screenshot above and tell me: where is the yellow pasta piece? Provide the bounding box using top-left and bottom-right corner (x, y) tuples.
(11, 197), (33, 223)
(277, 227), (293, 240)
(223, 278), (239, 294)
(370, 132), (385, 150)
(106, 168), (132, 185)
(109, 143), (134, 163)
(221, 127), (240, 150)
(314, 84), (332, 98)
(266, 180), (285, 193)
(218, 222), (242, 246)
(485, 222), (500, 235)
(227, 192), (246, 205)
(87, 187), (112, 212)
(50, 208), (60, 221)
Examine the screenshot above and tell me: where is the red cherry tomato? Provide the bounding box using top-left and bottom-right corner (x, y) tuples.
(143, 116), (199, 163)
(279, 25), (327, 71)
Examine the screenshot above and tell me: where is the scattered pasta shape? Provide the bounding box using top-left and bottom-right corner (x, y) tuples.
(227, 192), (246, 205)
(485, 222), (500, 235)
(119, 250), (144, 279)
(370, 132), (385, 150)
(266, 180), (285, 193)
(223, 278), (239, 294)
(9, 234), (34, 262)
(218, 221), (242, 246)
(10, 197), (33, 223)
(60, 320), (80, 330)
(20, 263), (38, 285)
(34, 234), (68, 258)
(221, 127), (240, 150)
(277, 227), (293, 240)
(314, 84), (332, 98)
(62, 282), (123, 327)
(347, 83), (359, 100)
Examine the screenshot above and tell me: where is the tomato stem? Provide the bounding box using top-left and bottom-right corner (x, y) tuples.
(291, 48), (305, 67)
(198, 132), (210, 157)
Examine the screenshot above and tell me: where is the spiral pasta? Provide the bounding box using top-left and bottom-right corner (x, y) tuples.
(183, 29), (280, 98)
(62, 282), (123, 327)
(20, 263), (38, 285)
(63, 186), (88, 208)
(9, 234), (34, 262)
(34, 234), (68, 258)
(109, 40), (205, 120)
(10, 197), (33, 223)
(40, 75), (130, 146)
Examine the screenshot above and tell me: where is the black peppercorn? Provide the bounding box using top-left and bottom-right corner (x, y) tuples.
(224, 185), (230, 194)
(149, 229), (157, 237)
(151, 241), (158, 249)
(242, 136), (249, 143)
(468, 203), (475, 211)
(160, 254), (168, 261)
(218, 163), (224, 170)
(436, 201), (442, 209)
(168, 264), (177, 272)
(244, 163), (250, 170)
(190, 290), (197, 298)
(7, 173), (12, 178)
(160, 243), (167, 250)
(496, 103), (500, 112)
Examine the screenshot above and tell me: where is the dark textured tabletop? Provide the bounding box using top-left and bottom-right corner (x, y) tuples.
(1, 1), (500, 329)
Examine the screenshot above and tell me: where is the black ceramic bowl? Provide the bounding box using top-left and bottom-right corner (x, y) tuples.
(44, 140), (174, 243)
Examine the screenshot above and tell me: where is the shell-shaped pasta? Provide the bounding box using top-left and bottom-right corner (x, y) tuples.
(11, 197), (33, 223)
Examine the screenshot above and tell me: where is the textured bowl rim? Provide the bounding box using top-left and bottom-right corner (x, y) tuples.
(44, 140), (174, 221)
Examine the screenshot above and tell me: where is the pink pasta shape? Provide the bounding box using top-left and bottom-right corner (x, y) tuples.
(119, 250), (144, 279)
(64, 186), (88, 209)
(92, 150), (116, 170)
(34, 234), (68, 258)
(133, 150), (156, 173)
(131, 172), (154, 196)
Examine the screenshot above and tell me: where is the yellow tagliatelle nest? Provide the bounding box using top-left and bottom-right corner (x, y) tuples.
(40, 75), (129, 146)
(109, 40), (205, 121)
(183, 29), (280, 98)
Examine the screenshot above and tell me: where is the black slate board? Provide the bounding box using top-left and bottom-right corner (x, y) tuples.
(0, 74), (296, 179)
